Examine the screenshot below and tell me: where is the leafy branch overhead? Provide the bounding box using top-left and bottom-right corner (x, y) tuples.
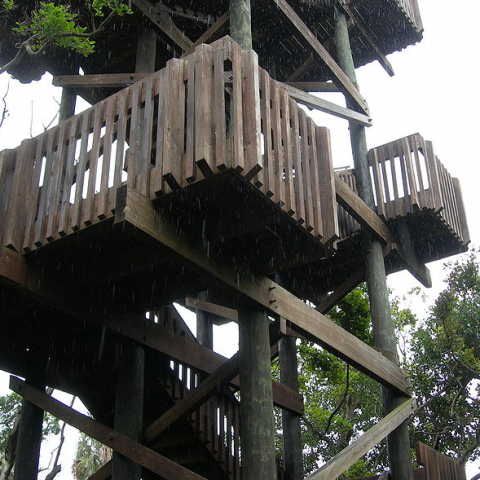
(0, 1), (132, 75)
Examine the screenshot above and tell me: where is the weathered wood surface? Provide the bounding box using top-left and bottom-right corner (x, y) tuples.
(416, 442), (466, 480)
(306, 398), (416, 480)
(10, 377), (208, 480)
(114, 186), (411, 395)
(0, 36), (339, 253)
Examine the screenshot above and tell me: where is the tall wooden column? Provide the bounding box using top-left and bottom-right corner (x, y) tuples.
(230, 3), (276, 478)
(238, 300), (277, 480)
(13, 356), (47, 480)
(334, 9), (414, 480)
(279, 335), (303, 480)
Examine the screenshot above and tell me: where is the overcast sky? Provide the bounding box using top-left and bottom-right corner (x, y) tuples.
(0, 0), (479, 477)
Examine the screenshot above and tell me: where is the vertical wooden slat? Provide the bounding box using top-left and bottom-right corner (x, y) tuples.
(82, 102), (104, 227)
(70, 109), (92, 231)
(151, 69), (167, 197)
(401, 137), (419, 210)
(424, 140), (443, 211)
(290, 97), (305, 225)
(279, 87), (295, 216)
(184, 54), (196, 182)
(387, 142), (400, 217)
(138, 75), (155, 196)
(33, 128), (58, 246)
(259, 68), (275, 198)
(5, 140), (35, 251)
(271, 78), (286, 208)
(241, 50), (263, 181)
(195, 43), (214, 176)
(95, 96), (115, 220)
(452, 177), (470, 244)
(379, 147), (392, 218)
(370, 148), (386, 220)
(308, 118), (323, 238)
(162, 59), (185, 190)
(231, 41), (244, 172)
(316, 126), (338, 243)
(112, 88), (129, 191)
(299, 109), (314, 232)
(212, 38), (228, 172)
(411, 135), (427, 208)
(24, 135), (47, 250)
(0, 149), (17, 247)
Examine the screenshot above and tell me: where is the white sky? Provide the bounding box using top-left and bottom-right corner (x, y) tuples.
(0, 0), (479, 477)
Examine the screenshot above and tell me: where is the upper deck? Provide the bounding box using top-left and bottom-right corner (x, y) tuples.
(0, 38), (468, 306)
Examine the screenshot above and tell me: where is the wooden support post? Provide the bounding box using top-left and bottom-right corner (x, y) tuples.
(13, 357), (47, 480)
(58, 86), (77, 122)
(334, 9), (414, 480)
(196, 290), (214, 349)
(238, 300), (277, 480)
(113, 340), (145, 480)
(279, 335), (303, 480)
(229, 0), (252, 50)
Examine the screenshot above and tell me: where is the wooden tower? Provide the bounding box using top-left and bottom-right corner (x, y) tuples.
(0, 1), (469, 480)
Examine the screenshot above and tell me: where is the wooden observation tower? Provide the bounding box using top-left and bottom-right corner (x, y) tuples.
(0, 1), (469, 480)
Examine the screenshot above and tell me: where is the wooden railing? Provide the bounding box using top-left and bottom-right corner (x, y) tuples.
(0, 36), (338, 253)
(337, 134), (469, 246)
(396, 0), (423, 32)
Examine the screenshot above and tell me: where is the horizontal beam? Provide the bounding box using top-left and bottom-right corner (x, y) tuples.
(185, 296), (238, 322)
(53, 73), (150, 89)
(269, 0), (369, 115)
(280, 82), (372, 126)
(306, 398), (416, 480)
(115, 186), (411, 395)
(10, 377), (207, 480)
(0, 247), (303, 415)
(284, 81), (339, 92)
(132, 0), (193, 51)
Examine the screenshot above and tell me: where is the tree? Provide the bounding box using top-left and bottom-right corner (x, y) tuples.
(0, 392), (60, 480)
(294, 251), (480, 477)
(408, 250), (480, 465)
(72, 433), (111, 480)
(0, 0), (132, 75)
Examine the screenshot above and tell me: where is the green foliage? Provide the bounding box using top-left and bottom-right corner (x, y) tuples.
(8, 1), (131, 58)
(407, 250), (480, 464)
(1, 0), (14, 12)
(72, 432), (112, 480)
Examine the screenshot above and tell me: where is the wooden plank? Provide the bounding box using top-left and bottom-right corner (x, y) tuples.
(241, 50), (263, 181)
(139, 75), (155, 196)
(114, 187), (412, 395)
(452, 178), (470, 244)
(162, 59), (185, 189)
(308, 119), (323, 238)
(369, 148), (387, 219)
(184, 54), (196, 182)
(70, 109), (92, 231)
(194, 44), (214, 176)
(10, 377), (208, 480)
(315, 127), (339, 243)
(212, 39), (228, 171)
(185, 297), (238, 322)
(306, 398), (416, 480)
(269, 0), (369, 115)
(279, 82), (372, 126)
(259, 68), (275, 198)
(95, 96), (115, 220)
(285, 82), (339, 92)
(299, 108), (315, 232)
(152, 69), (167, 196)
(271, 77), (286, 208)
(230, 41), (244, 172)
(183, 10), (230, 56)
(53, 73), (150, 88)
(132, 0), (193, 52)
(279, 87), (295, 217)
